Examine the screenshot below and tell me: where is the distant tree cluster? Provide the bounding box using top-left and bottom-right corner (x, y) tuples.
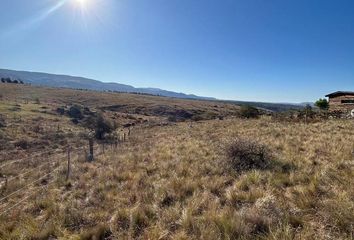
(0, 77), (24, 84)
(315, 98), (329, 110)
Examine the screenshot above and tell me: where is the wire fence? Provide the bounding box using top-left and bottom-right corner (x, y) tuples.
(0, 149), (57, 169)
(0, 178), (57, 217)
(0, 165), (62, 203)
(0, 136), (130, 217)
(0, 144), (88, 169)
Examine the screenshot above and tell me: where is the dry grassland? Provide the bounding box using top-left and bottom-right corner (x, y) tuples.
(0, 85), (353, 239)
(0, 118), (353, 239)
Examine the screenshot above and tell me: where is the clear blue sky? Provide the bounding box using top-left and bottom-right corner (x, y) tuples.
(0, 0), (353, 102)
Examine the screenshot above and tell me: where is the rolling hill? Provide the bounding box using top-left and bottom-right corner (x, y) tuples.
(0, 69), (214, 100)
(0, 68), (308, 112)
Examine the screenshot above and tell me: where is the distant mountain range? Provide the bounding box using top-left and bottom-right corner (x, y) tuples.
(0, 69), (215, 100)
(0, 68), (309, 112)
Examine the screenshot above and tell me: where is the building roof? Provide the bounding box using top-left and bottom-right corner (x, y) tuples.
(325, 91), (354, 98)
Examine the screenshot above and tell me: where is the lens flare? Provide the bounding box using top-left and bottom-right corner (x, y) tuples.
(75, 0), (91, 8)
(0, 0), (68, 38)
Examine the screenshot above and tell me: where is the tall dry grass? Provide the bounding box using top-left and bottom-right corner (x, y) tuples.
(0, 118), (353, 239)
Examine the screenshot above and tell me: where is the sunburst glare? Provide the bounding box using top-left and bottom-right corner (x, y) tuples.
(75, 0), (91, 8)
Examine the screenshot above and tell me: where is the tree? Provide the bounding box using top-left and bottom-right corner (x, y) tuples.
(84, 113), (115, 140)
(94, 115), (114, 140)
(315, 98), (329, 110)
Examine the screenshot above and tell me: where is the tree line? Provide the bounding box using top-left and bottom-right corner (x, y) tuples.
(1, 77), (24, 84)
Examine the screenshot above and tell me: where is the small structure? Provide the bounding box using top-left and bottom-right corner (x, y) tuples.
(326, 91), (354, 116)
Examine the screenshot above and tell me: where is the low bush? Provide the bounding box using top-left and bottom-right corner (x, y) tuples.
(71, 118), (79, 125)
(14, 139), (30, 149)
(239, 105), (260, 119)
(225, 137), (272, 171)
(68, 105), (84, 120)
(56, 107), (65, 115)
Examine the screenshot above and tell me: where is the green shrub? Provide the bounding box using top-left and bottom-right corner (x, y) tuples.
(315, 98), (329, 110)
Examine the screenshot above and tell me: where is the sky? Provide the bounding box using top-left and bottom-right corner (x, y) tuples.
(0, 0), (354, 102)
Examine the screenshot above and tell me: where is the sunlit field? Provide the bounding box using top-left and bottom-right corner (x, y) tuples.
(2, 0), (354, 238)
(0, 85), (353, 239)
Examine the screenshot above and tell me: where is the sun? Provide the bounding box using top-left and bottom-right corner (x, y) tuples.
(69, 0), (110, 28)
(73, 0), (95, 13)
(75, 0), (89, 7)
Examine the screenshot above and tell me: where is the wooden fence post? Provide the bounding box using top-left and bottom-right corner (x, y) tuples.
(84, 148), (87, 162)
(2, 177), (8, 192)
(66, 147), (71, 180)
(87, 138), (94, 162)
(46, 154), (51, 175)
(26, 155), (30, 168)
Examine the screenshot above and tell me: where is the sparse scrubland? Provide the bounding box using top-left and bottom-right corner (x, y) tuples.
(0, 85), (353, 239)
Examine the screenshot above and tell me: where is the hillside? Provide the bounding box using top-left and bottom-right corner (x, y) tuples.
(0, 69), (215, 100)
(0, 69), (308, 112)
(0, 83), (353, 239)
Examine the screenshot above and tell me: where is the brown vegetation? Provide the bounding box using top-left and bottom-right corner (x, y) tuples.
(0, 84), (353, 239)
(225, 137), (272, 171)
